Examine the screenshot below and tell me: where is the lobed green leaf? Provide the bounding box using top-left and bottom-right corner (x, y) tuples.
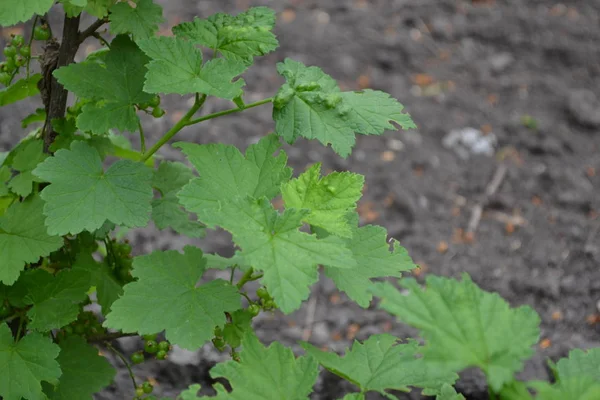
(302, 334), (458, 397)
(370, 274), (541, 392)
(33, 141), (153, 236)
(0, 195), (63, 285)
(173, 6), (278, 64)
(138, 36), (247, 98)
(103, 246), (241, 349)
(0, 324), (61, 400)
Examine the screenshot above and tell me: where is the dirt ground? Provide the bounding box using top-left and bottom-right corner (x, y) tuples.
(1, 0), (600, 399)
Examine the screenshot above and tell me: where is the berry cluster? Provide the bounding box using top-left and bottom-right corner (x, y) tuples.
(256, 286), (276, 310)
(133, 381), (154, 399)
(0, 24), (48, 86)
(138, 95), (165, 118)
(106, 238), (134, 284)
(131, 333), (171, 365)
(0, 300), (12, 319)
(57, 309), (106, 340)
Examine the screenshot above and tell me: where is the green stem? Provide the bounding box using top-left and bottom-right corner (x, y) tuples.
(26, 15), (39, 79)
(236, 268), (254, 290)
(138, 120), (145, 154)
(105, 341), (138, 391)
(140, 93), (206, 162)
(15, 316), (25, 342)
(239, 291), (253, 303)
(185, 97), (273, 127)
(229, 266), (237, 284)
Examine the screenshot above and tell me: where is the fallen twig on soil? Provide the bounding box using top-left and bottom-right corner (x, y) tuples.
(465, 163), (508, 239)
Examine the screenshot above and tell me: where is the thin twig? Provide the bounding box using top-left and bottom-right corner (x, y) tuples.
(138, 120), (146, 154)
(78, 18), (107, 44)
(466, 163), (508, 237)
(92, 32), (110, 48)
(104, 341), (138, 391)
(87, 331), (138, 343)
(25, 15), (39, 78)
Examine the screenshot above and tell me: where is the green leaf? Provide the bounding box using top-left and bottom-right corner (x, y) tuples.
(208, 197), (356, 313)
(281, 163), (364, 238)
(0, 323), (61, 400)
(556, 347), (600, 381)
(151, 162), (204, 238)
(324, 216), (416, 307)
(21, 108), (46, 128)
(173, 6), (278, 64)
(44, 336), (115, 400)
(204, 252), (245, 270)
(0, 0), (53, 26)
(302, 334), (457, 397)
(103, 246), (241, 350)
(273, 59), (415, 157)
(54, 35), (153, 134)
(210, 331), (319, 399)
(12, 269), (90, 331)
(7, 139), (47, 197)
(0, 196), (63, 285)
(531, 377), (600, 400)
(33, 140), (153, 236)
(109, 0), (164, 41)
(527, 347), (600, 400)
(175, 134), (291, 228)
(370, 275), (540, 392)
(437, 384), (466, 400)
(341, 89), (417, 134)
(0, 166), (11, 196)
(72, 251), (122, 313)
(222, 309), (253, 348)
(0, 74), (42, 106)
(84, 0), (116, 18)
(138, 36), (247, 98)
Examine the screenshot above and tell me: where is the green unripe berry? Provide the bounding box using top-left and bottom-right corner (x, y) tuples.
(148, 96), (160, 108)
(142, 333), (157, 341)
(135, 387), (144, 397)
(63, 325), (74, 335)
(248, 304), (260, 316)
(19, 46), (31, 57)
(256, 287), (270, 300)
(212, 337), (226, 350)
(158, 341), (170, 351)
(144, 340), (158, 354)
(151, 107), (165, 118)
(3, 46), (17, 58)
(4, 58), (16, 71)
(142, 381), (154, 394)
(0, 72), (10, 86)
(0, 303), (12, 318)
(11, 35), (24, 47)
(263, 299), (276, 309)
(14, 55), (25, 67)
(33, 25), (51, 41)
(131, 351), (144, 364)
(156, 350), (167, 360)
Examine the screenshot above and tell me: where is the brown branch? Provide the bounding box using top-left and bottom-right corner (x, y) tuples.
(78, 18), (108, 45)
(40, 14), (81, 153)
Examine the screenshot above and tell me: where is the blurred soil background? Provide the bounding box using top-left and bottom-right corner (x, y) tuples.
(1, 0), (600, 398)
